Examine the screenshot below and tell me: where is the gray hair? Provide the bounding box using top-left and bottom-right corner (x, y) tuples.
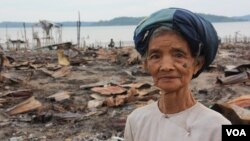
(150, 26), (180, 41)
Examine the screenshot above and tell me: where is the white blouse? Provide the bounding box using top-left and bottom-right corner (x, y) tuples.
(124, 102), (231, 141)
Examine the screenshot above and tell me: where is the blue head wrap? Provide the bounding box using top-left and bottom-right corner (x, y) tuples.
(134, 8), (219, 78)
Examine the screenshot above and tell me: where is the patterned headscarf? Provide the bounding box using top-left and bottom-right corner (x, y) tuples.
(134, 8), (219, 78)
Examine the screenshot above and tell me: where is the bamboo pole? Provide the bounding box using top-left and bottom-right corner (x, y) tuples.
(23, 22), (29, 51)
(77, 11), (81, 48)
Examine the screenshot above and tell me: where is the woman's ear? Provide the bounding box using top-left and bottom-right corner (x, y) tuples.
(193, 56), (205, 75)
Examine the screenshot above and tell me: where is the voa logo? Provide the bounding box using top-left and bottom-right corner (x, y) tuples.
(226, 129), (246, 136)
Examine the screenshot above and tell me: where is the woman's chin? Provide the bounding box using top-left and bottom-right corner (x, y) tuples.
(157, 85), (181, 94)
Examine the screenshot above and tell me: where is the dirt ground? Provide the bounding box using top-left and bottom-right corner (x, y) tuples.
(0, 43), (249, 141)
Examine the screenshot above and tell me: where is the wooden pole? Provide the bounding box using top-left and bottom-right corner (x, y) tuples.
(5, 24), (10, 50)
(23, 22), (29, 51)
(77, 11), (81, 48)
(5, 24), (8, 40)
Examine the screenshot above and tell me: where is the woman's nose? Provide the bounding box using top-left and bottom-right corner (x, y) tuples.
(159, 56), (174, 72)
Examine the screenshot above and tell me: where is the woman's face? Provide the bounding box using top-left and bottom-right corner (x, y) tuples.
(145, 32), (203, 93)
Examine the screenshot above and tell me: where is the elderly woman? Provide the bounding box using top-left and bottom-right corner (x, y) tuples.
(124, 8), (231, 141)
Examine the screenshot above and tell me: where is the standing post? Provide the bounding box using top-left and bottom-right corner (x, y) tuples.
(23, 22), (29, 51)
(5, 24), (8, 49)
(234, 31), (239, 43)
(77, 11), (81, 48)
(5, 24), (8, 41)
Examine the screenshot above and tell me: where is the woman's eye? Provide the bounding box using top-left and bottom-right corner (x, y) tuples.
(174, 52), (185, 58)
(148, 54), (160, 60)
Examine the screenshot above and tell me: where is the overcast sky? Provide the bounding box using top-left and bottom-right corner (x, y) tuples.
(0, 0), (249, 22)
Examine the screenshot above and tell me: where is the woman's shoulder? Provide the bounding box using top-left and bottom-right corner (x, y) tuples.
(128, 102), (159, 121)
(195, 102), (231, 124)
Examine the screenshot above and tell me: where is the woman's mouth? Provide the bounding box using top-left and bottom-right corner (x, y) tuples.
(157, 75), (180, 81)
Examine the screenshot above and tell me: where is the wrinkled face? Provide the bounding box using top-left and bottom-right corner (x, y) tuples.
(145, 32), (203, 93)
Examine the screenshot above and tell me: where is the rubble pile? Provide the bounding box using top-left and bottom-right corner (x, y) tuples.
(0, 43), (249, 140)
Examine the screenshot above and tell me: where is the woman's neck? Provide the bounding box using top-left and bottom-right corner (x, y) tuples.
(158, 87), (196, 114)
